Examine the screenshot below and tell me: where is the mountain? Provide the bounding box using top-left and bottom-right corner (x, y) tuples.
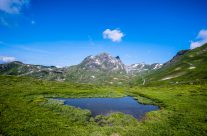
(131, 43), (207, 85)
(126, 63), (162, 74)
(0, 52), (162, 85)
(63, 53), (129, 84)
(78, 53), (126, 73)
(63, 53), (163, 84)
(2, 42), (207, 86)
(0, 61), (66, 81)
(4, 43), (207, 86)
(163, 49), (189, 66)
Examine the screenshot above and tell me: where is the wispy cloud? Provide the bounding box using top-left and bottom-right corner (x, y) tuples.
(0, 56), (16, 63)
(0, 0), (32, 27)
(0, 17), (10, 26)
(190, 29), (207, 49)
(0, 0), (30, 14)
(103, 29), (124, 42)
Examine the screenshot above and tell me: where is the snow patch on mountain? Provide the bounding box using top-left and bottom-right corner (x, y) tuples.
(126, 63), (162, 74)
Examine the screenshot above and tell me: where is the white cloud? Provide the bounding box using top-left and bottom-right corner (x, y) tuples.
(103, 29), (124, 42)
(0, 0), (30, 14)
(0, 56), (16, 63)
(190, 29), (207, 49)
(197, 29), (207, 39)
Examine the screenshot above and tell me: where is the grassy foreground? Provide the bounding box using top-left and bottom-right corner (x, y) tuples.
(0, 76), (207, 136)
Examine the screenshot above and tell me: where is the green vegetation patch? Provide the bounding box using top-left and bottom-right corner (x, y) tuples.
(0, 76), (207, 136)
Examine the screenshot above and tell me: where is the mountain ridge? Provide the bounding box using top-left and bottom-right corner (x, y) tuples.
(1, 43), (207, 85)
(0, 52), (162, 84)
(130, 43), (207, 85)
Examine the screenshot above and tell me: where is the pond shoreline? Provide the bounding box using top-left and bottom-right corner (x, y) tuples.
(52, 96), (160, 120)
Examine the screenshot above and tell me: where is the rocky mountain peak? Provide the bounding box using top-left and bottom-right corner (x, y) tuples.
(79, 53), (126, 72)
(115, 56), (120, 60)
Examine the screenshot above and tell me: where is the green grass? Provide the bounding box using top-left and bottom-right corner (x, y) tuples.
(130, 43), (207, 86)
(0, 75), (207, 136)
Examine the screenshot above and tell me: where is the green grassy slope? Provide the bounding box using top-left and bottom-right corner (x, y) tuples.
(0, 76), (206, 136)
(64, 65), (129, 85)
(0, 61), (129, 85)
(130, 43), (207, 85)
(0, 61), (65, 81)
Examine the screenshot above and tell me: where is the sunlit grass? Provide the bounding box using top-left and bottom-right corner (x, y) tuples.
(0, 76), (206, 135)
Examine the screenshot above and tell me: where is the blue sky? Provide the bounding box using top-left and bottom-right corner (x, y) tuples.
(0, 0), (207, 66)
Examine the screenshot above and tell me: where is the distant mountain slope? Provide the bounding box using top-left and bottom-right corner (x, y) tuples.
(79, 53), (126, 72)
(1, 42), (206, 86)
(133, 43), (207, 85)
(63, 53), (129, 84)
(126, 63), (162, 75)
(0, 61), (65, 81)
(0, 52), (162, 85)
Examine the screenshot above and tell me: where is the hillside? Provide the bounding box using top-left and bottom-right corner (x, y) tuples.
(131, 43), (207, 85)
(0, 53), (162, 85)
(0, 61), (66, 81)
(1, 43), (207, 86)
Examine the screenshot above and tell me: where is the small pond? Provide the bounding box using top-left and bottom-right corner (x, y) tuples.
(55, 96), (159, 120)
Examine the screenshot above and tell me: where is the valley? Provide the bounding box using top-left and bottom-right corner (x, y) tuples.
(1, 0), (207, 135)
(0, 52), (162, 85)
(0, 76), (206, 136)
(0, 44), (207, 136)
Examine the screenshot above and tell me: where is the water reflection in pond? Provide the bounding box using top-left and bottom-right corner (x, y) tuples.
(55, 97), (159, 119)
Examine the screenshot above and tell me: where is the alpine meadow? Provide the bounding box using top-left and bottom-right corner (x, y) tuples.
(0, 0), (207, 136)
